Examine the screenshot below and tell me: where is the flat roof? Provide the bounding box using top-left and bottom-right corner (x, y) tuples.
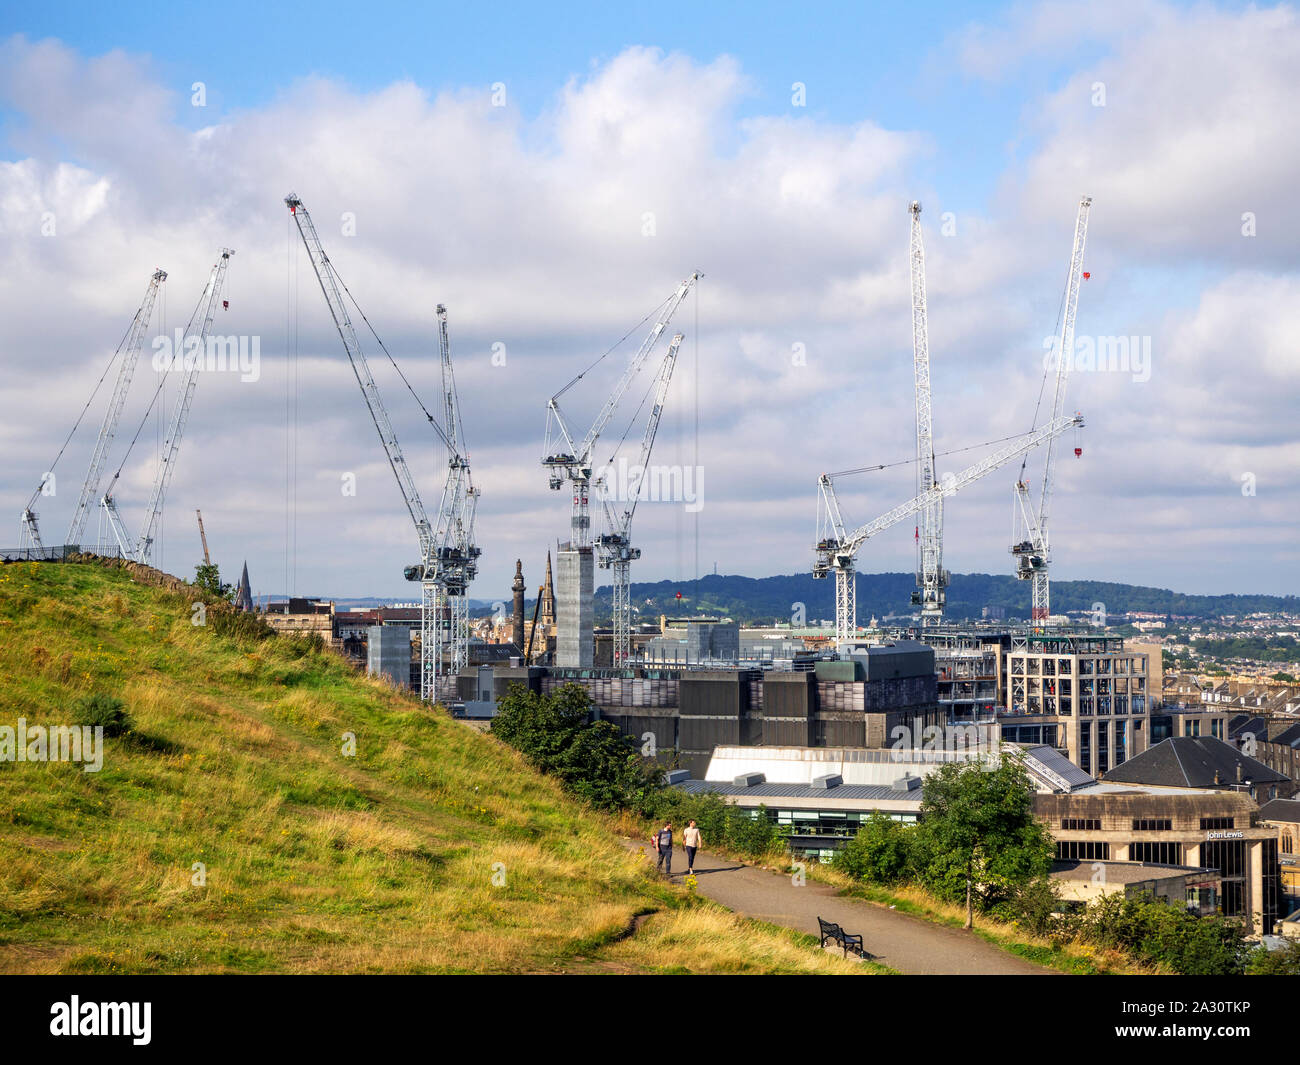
(677, 780), (922, 804)
(1052, 860), (1216, 884)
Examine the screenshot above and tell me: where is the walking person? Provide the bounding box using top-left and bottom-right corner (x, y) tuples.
(654, 821), (674, 877)
(682, 820), (702, 875)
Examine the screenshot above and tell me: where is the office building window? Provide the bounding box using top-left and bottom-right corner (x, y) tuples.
(1200, 817), (1235, 831)
(1132, 818), (1173, 831)
(1062, 818), (1102, 831)
(1131, 841), (1182, 864)
(1056, 840), (1110, 861)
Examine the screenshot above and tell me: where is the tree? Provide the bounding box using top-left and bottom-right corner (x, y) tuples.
(914, 759), (1053, 929)
(490, 682), (660, 811)
(194, 561), (234, 604)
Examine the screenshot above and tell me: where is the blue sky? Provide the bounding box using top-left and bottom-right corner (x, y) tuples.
(1, 1), (1296, 603)
(3, 1), (1120, 207)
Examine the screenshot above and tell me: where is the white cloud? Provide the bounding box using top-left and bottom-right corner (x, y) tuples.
(0, 14), (1296, 605)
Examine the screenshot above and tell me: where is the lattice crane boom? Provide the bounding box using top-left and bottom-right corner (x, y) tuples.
(286, 195), (436, 563)
(133, 250), (232, 565)
(99, 251), (232, 565)
(816, 412), (1085, 642)
(67, 269), (168, 547)
(594, 331), (686, 664)
(543, 272), (698, 549)
(1013, 195), (1092, 623)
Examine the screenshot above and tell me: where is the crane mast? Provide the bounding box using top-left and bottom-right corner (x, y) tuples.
(907, 202), (947, 627)
(594, 331), (685, 665)
(543, 273), (699, 550)
(67, 269), (168, 547)
(287, 194), (474, 703)
(101, 250), (233, 565)
(423, 303), (480, 697)
(1012, 195), (1092, 623)
(815, 412), (1085, 643)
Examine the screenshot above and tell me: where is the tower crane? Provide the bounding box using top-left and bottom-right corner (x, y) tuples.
(1011, 196), (1092, 624)
(815, 412), (1085, 643)
(19, 268), (167, 554)
(424, 302), (481, 694)
(906, 201), (948, 627)
(101, 249), (233, 565)
(593, 331), (686, 665)
(543, 273), (699, 551)
(285, 194), (478, 703)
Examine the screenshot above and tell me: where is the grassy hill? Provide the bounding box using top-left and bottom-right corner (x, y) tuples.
(0, 560), (868, 975)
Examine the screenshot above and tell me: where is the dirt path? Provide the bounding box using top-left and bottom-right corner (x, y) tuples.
(631, 841), (1061, 976)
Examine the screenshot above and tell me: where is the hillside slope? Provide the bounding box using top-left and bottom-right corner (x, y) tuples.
(584, 571), (1298, 624)
(0, 560), (866, 975)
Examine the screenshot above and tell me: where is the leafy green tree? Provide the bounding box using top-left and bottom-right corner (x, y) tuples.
(914, 760), (1053, 928)
(194, 562), (234, 604)
(491, 683), (660, 811)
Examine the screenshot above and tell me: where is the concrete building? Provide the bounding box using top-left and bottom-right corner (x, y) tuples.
(686, 619), (739, 663)
(366, 624), (410, 689)
(459, 641), (943, 777)
(1003, 631), (1151, 774)
(1037, 788), (1282, 933)
(555, 542), (593, 667)
(1051, 860), (1221, 915)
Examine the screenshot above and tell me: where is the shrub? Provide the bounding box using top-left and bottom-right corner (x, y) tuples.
(72, 693), (133, 737)
(833, 812), (915, 884)
(1246, 939), (1300, 975)
(640, 789), (782, 860)
(1080, 891), (1247, 975)
(989, 876), (1064, 937)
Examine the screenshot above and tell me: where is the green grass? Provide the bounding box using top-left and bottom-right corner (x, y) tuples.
(0, 560), (872, 975)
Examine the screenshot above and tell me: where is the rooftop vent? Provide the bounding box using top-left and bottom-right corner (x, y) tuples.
(891, 774), (921, 792)
(733, 772), (766, 788)
(811, 773), (843, 790)
(664, 769), (690, 786)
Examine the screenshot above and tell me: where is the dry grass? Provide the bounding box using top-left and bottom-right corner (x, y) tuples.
(808, 864), (1160, 974)
(0, 562), (871, 975)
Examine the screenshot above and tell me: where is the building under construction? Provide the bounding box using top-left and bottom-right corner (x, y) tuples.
(457, 640), (943, 776)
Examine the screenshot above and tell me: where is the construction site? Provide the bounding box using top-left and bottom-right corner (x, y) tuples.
(7, 191), (1152, 779)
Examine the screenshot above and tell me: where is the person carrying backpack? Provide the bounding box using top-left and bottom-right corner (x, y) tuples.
(654, 822), (674, 876)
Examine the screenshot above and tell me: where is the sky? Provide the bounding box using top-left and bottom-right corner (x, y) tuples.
(1, 0), (1296, 607)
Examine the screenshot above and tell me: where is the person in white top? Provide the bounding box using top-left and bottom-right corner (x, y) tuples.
(682, 820), (703, 874)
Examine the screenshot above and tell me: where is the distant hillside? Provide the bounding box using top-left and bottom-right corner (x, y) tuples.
(0, 559), (862, 975)
(589, 572), (1298, 625)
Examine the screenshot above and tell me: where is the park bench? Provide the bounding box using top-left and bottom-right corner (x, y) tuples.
(817, 916), (864, 958)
